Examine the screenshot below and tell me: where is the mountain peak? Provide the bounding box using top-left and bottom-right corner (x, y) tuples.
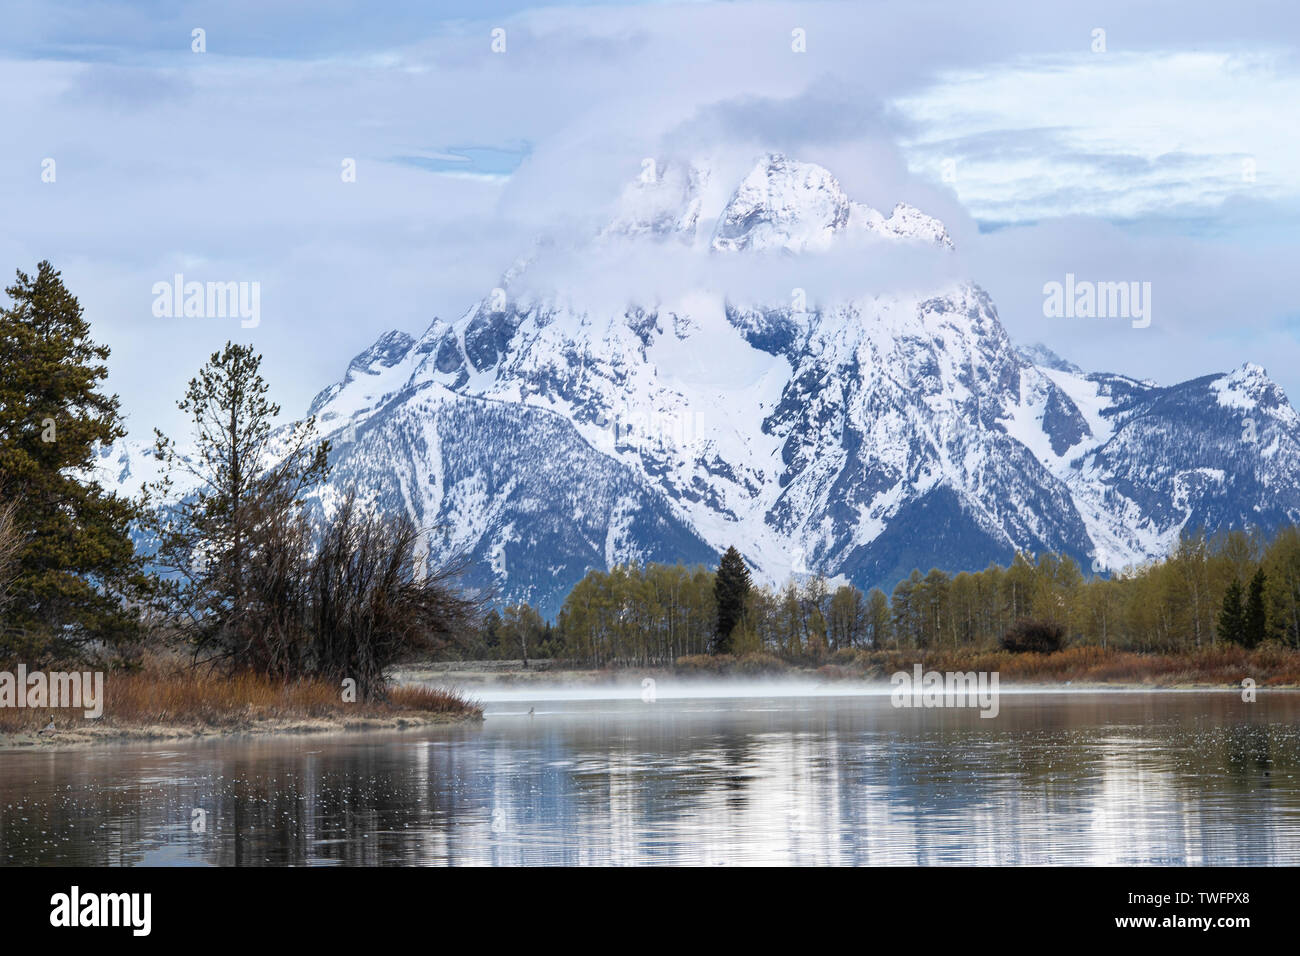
(307, 328), (418, 420)
(1213, 361), (1290, 415)
(711, 155), (851, 253)
(603, 153), (952, 254)
(1018, 342), (1083, 374)
(883, 201), (954, 248)
(605, 159), (711, 241)
(709, 154), (952, 252)
(349, 330), (415, 373)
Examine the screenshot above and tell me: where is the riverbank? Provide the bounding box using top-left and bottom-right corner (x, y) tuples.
(399, 644), (1300, 689)
(0, 670), (482, 751)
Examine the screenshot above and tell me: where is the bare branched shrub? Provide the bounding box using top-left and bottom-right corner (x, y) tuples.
(236, 501), (314, 680)
(232, 491), (479, 700)
(304, 494), (478, 698)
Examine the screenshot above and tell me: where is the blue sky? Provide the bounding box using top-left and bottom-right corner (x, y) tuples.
(3, 0), (1300, 438)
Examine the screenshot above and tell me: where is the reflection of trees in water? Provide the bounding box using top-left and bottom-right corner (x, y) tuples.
(0, 775), (215, 865)
(3, 697), (1300, 865)
(211, 749), (461, 866)
(786, 696), (1300, 864)
(0, 748), (466, 866)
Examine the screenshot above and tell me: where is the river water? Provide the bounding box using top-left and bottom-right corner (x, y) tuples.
(2, 686), (1298, 865)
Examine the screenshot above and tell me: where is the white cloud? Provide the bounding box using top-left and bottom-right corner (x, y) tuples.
(894, 51), (1300, 221)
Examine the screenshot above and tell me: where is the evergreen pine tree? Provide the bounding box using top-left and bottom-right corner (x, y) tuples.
(1217, 578), (1245, 645)
(713, 545), (751, 654)
(1244, 568), (1267, 648)
(0, 262), (148, 656)
(146, 342), (329, 666)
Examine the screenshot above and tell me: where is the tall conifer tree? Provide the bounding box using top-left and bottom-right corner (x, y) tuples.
(713, 545), (751, 653)
(1217, 578), (1245, 645)
(146, 342), (329, 665)
(0, 262), (147, 657)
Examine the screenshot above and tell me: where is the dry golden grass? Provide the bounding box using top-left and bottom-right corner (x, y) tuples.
(0, 666), (480, 734)
(675, 652), (788, 674)
(674, 644), (1300, 686)
(843, 644), (1300, 686)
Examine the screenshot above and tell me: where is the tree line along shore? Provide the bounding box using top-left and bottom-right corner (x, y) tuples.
(457, 509), (1300, 684)
(404, 644), (1300, 689)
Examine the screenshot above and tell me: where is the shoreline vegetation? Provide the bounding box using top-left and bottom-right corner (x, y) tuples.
(467, 529), (1300, 673)
(11, 643), (1288, 752)
(403, 645), (1300, 689)
(0, 667), (481, 751)
(2, 266), (483, 755)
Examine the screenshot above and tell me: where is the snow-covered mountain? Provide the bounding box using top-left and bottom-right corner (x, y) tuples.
(106, 154), (1300, 615)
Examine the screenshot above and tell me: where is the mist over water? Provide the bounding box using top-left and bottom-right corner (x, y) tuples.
(467, 677), (1182, 704)
(473, 678), (878, 703)
(3, 690), (1298, 865)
